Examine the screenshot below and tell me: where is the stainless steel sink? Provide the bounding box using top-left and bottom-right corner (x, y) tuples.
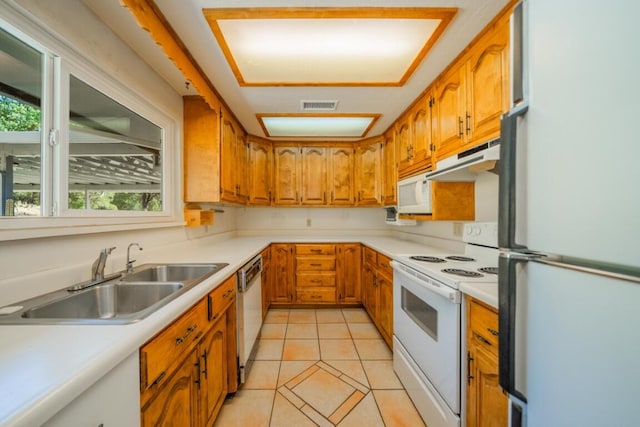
(22, 282), (183, 321)
(121, 263), (226, 283)
(0, 262), (229, 325)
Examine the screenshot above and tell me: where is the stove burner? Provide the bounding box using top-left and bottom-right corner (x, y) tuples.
(410, 256), (446, 263)
(441, 268), (484, 278)
(445, 255), (476, 262)
(478, 267), (499, 275)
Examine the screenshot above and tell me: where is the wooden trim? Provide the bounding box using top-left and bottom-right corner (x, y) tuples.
(256, 113), (381, 138)
(203, 7), (458, 87)
(119, 0), (244, 130)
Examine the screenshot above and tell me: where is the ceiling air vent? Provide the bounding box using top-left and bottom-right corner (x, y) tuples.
(301, 100), (338, 111)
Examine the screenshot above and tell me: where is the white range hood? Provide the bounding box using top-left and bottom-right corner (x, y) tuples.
(425, 138), (500, 181)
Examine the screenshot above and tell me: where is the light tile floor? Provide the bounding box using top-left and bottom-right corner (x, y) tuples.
(214, 307), (426, 427)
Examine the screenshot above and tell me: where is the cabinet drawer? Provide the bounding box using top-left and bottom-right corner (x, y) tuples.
(296, 287), (336, 303)
(377, 253), (393, 277)
(208, 275), (236, 322)
(296, 244), (336, 255)
(296, 257), (336, 271)
(469, 299), (499, 355)
(140, 299), (208, 392)
(296, 273), (336, 287)
(363, 247), (377, 265)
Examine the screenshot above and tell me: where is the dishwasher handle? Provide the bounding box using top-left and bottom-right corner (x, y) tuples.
(237, 255), (262, 292)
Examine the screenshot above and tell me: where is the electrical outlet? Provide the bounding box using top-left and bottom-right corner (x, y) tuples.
(453, 222), (463, 237)
(306, 218), (312, 227)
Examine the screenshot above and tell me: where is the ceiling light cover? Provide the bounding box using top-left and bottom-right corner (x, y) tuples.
(258, 115), (379, 138)
(204, 8), (457, 86)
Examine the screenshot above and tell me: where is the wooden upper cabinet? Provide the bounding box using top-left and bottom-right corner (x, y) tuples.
(236, 131), (249, 203)
(356, 137), (383, 206)
(248, 136), (272, 205)
(398, 91), (435, 179)
(395, 120), (411, 174)
(382, 130), (397, 206)
(183, 96), (221, 203)
(467, 17), (510, 145)
(220, 112), (238, 202)
(434, 16), (510, 162)
(273, 145), (300, 205)
(328, 146), (355, 205)
(301, 147), (327, 205)
(435, 64), (468, 161)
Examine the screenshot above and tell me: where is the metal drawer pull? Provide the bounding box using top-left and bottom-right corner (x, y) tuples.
(487, 328), (499, 336)
(311, 279), (321, 283)
(176, 324), (197, 345)
(310, 295), (322, 299)
(310, 249), (322, 253)
(310, 263), (322, 267)
(474, 332), (491, 345)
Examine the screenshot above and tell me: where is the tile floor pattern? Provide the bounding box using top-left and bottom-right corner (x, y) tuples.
(214, 308), (426, 427)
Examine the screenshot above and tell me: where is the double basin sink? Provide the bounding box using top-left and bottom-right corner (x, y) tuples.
(0, 263), (228, 325)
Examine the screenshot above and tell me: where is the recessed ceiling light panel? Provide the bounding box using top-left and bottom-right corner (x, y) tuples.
(204, 8), (457, 87)
(257, 114), (380, 138)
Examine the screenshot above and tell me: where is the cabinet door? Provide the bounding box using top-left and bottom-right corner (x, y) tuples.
(435, 64), (467, 161)
(377, 271), (393, 347)
(362, 263), (378, 320)
(328, 147), (355, 205)
(248, 139), (272, 205)
(337, 244), (361, 304)
(261, 247), (271, 318)
(466, 345), (508, 427)
(410, 91), (435, 173)
(236, 132), (249, 204)
(273, 146), (300, 205)
(301, 147), (327, 205)
(201, 315), (227, 427)
(382, 131), (397, 206)
(220, 115), (238, 202)
(141, 350), (198, 427)
(395, 121), (411, 175)
(183, 96), (221, 203)
(271, 244), (294, 303)
(356, 140), (382, 206)
(467, 19), (510, 145)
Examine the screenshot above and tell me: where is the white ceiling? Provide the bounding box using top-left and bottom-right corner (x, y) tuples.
(83, 0), (509, 140)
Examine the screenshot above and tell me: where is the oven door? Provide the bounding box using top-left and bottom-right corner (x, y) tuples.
(391, 261), (462, 413)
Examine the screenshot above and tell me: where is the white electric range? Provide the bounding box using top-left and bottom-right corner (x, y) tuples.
(391, 222), (498, 427)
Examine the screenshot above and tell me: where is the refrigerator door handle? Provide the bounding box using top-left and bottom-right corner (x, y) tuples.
(498, 105), (528, 249)
(498, 252), (534, 402)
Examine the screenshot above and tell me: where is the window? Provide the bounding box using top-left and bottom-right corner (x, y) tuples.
(0, 27), (43, 216)
(0, 13), (176, 237)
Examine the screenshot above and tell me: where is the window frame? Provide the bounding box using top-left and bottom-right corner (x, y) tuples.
(0, 3), (183, 241)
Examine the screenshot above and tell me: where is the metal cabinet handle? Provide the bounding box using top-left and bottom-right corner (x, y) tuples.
(151, 371), (166, 387)
(201, 349), (208, 379)
(487, 328), (499, 336)
(466, 112), (471, 135)
(176, 324), (197, 345)
(458, 116), (464, 138)
(474, 332), (491, 345)
(467, 352), (474, 385)
(194, 358), (201, 388)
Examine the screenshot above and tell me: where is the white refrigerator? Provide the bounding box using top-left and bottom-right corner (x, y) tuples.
(498, 1), (640, 427)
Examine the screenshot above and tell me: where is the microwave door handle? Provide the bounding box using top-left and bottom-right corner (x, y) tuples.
(498, 253), (530, 402)
(498, 105), (528, 249)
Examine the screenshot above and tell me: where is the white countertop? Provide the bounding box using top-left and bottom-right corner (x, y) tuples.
(0, 234), (466, 427)
(460, 282), (499, 309)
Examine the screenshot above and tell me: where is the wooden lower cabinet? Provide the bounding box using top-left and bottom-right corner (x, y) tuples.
(268, 243), (362, 306)
(140, 275), (237, 427)
(141, 349), (198, 427)
(362, 246), (393, 348)
(466, 298), (508, 427)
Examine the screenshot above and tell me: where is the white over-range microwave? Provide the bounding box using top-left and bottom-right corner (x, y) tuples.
(397, 174), (432, 214)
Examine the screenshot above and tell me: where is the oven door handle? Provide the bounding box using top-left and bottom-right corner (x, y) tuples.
(391, 261), (461, 303)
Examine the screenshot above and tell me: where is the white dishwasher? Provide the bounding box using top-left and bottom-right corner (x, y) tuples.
(236, 254), (263, 384)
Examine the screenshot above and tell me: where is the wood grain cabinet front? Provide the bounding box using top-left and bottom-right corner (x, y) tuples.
(466, 298), (508, 427)
(140, 275), (238, 426)
(295, 244), (337, 304)
(361, 247), (393, 348)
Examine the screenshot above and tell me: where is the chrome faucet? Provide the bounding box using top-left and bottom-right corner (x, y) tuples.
(91, 247), (116, 281)
(126, 243), (143, 273)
